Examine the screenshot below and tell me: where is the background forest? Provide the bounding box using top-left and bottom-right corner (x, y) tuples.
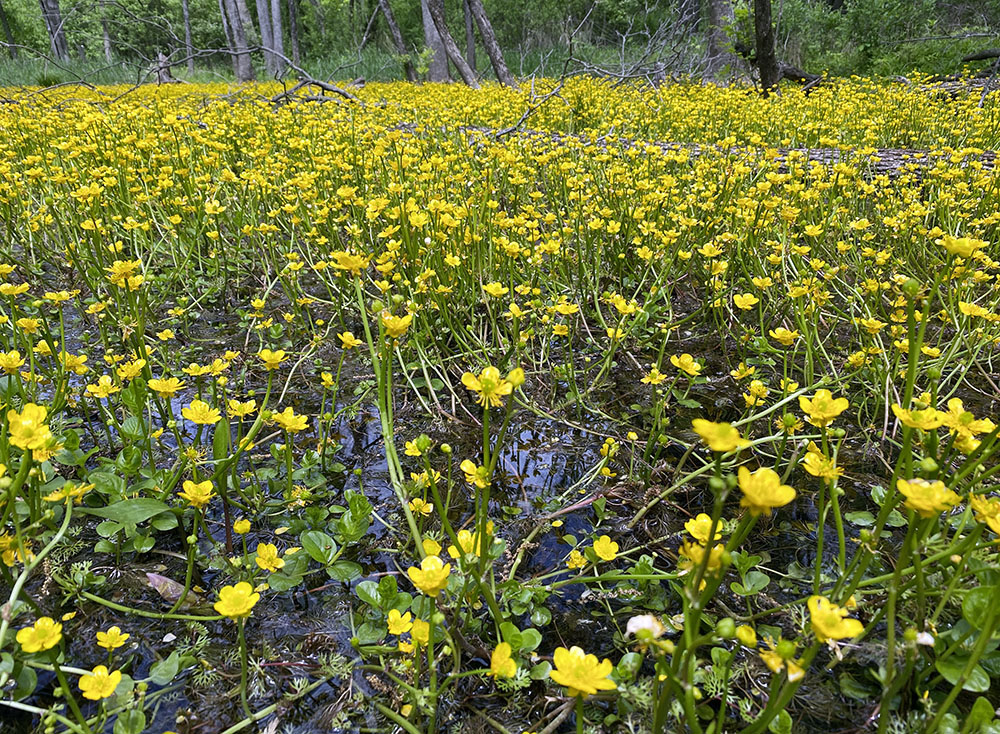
(0, 0), (999, 87)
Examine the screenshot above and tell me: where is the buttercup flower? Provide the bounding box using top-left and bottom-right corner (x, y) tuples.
(592, 535), (619, 561)
(182, 399), (221, 425)
(549, 646), (616, 697)
(691, 419), (749, 453)
(178, 479), (214, 508)
(255, 543), (285, 572)
(407, 555), (451, 597)
(670, 353), (702, 376)
(462, 366), (514, 408)
(214, 582), (260, 619)
(78, 665), (122, 700)
(799, 389), (849, 427)
(738, 466), (796, 516)
(808, 595), (864, 642)
(16, 617), (62, 653)
(896, 478), (961, 518)
(489, 642), (518, 679)
(96, 626), (130, 650)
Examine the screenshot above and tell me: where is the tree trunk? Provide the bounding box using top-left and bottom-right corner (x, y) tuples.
(38, 0), (69, 61)
(219, 0), (236, 73)
(378, 0), (416, 82)
(421, 0), (448, 82)
(463, 0), (475, 70)
(753, 0), (778, 95)
(270, 0), (285, 74)
(427, 0), (478, 86)
(181, 0), (194, 72)
(255, 0), (274, 74)
(287, 0), (300, 66)
(705, 0), (735, 75)
(468, 0), (513, 86)
(223, 0), (255, 81)
(102, 17), (112, 63)
(0, 0), (16, 59)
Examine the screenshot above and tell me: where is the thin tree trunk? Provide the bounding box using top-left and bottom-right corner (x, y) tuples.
(0, 0), (16, 59)
(378, 0), (416, 82)
(287, 0), (301, 66)
(38, 0), (69, 61)
(102, 17), (112, 63)
(753, 0), (778, 95)
(255, 0), (274, 74)
(426, 0), (478, 86)
(421, 0), (448, 82)
(463, 0), (475, 71)
(219, 0), (237, 76)
(223, 0), (255, 81)
(270, 0), (285, 74)
(181, 0), (194, 72)
(705, 0), (734, 75)
(467, 0), (513, 86)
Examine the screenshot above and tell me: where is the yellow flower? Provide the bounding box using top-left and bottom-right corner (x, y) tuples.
(78, 665), (122, 700)
(255, 543), (285, 572)
(96, 626), (129, 650)
(233, 518), (251, 535)
(970, 495), (1000, 536)
(258, 348), (287, 370)
(214, 581), (260, 619)
(331, 250), (370, 275)
(802, 447), (842, 480)
(388, 609), (413, 635)
(691, 419), (749, 453)
(407, 555), (451, 597)
(891, 404), (944, 431)
(685, 513), (722, 543)
(381, 311), (413, 338)
(16, 617), (62, 653)
(738, 467), (796, 516)
(549, 646), (616, 697)
(641, 367), (666, 385)
(678, 541), (727, 575)
(592, 535), (619, 561)
(86, 375), (120, 399)
(178, 479), (214, 509)
(338, 331), (362, 349)
(799, 389), (849, 427)
(408, 498), (433, 516)
(411, 618), (430, 646)
(461, 366), (515, 408)
(669, 353), (702, 376)
(8, 403), (53, 454)
(272, 406), (308, 432)
(808, 595), (864, 642)
(941, 398), (996, 439)
(182, 399), (221, 425)
(460, 459), (490, 488)
(489, 642), (517, 679)
(734, 293), (759, 310)
(937, 234), (985, 259)
(148, 376), (185, 398)
(896, 478), (961, 518)
(227, 399), (256, 418)
(483, 282), (509, 298)
(0, 350), (25, 374)
(422, 538), (442, 556)
(768, 327), (799, 346)
(566, 549), (587, 569)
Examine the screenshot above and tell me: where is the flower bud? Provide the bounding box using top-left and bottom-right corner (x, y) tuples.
(716, 617), (736, 639)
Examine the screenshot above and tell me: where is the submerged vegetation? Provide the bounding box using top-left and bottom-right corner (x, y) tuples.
(0, 77), (999, 733)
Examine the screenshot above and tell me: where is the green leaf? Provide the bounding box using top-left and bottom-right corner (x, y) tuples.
(113, 710), (145, 734)
(329, 561), (362, 581)
(80, 498), (172, 525)
(935, 657), (991, 692)
(845, 511), (875, 526)
(963, 586), (994, 629)
(967, 696), (997, 731)
(529, 661), (551, 680)
(768, 710), (792, 734)
(355, 580), (382, 609)
(268, 572), (304, 592)
(149, 651), (183, 686)
(301, 530), (338, 565)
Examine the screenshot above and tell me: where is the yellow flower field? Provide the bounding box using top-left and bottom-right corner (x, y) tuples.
(0, 77), (998, 733)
